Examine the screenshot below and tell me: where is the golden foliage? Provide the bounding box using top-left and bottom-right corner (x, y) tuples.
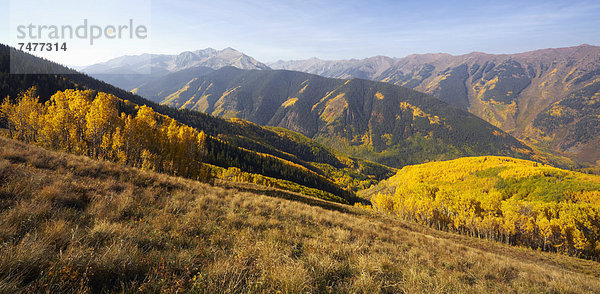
(1, 87), (211, 182)
(370, 156), (600, 258)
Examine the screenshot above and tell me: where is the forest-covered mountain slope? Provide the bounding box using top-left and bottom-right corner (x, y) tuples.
(133, 66), (539, 167)
(271, 45), (600, 164)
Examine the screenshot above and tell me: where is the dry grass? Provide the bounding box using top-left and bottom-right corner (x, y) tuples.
(0, 136), (599, 293)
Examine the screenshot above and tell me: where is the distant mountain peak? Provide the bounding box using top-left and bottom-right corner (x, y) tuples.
(80, 47), (270, 90)
(82, 47), (269, 75)
(221, 47), (238, 52)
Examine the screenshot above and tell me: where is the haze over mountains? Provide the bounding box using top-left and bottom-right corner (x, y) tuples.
(81, 47), (270, 90)
(82, 44), (600, 165)
(269, 55), (398, 81)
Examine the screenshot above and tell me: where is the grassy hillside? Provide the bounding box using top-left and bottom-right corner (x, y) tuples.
(133, 66), (539, 168)
(363, 156), (600, 258)
(1, 137), (600, 292)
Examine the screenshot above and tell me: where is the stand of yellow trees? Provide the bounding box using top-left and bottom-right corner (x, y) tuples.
(0, 87), (360, 204)
(371, 156), (600, 259)
(1, 87), (211, 181)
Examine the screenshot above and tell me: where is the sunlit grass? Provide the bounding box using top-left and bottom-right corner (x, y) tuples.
(1, 137), (599, 292)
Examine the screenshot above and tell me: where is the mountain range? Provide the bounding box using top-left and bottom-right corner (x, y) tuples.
(269, 55), (398, 81)
(270, 45), (600, 164)
(78, 44), (600, 165)
(131, 66), (536, 168)
(2, 44), (536, 179)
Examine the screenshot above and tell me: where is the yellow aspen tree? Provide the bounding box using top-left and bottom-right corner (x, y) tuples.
(177, 125), (198, 177)
(573, 228), (588, 255)
(44, 89), (92, 154)
(100, 132), (113, 159)
(126, 106), (160, 169)
(111, 126), (127, 164)
(537, 217), (552, 251)
(141, 149), (155, 171)
(164, 119), (180, 173)
(2, 87), (43, 143)
(197, 130), (207, 155)
(371, 192), (394, 212)
(0, 96), (15, 137)
(121, 114), (140, 167)
(41, 90), (72, 150)
(135, 106), (158, 146)
(64, 89), (92, 154)
(85, 92), (119, 158)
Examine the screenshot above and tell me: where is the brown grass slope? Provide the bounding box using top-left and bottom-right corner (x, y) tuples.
(1, 136), (599, 293)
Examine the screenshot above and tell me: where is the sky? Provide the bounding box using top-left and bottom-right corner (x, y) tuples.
(1, 0), (600, 66)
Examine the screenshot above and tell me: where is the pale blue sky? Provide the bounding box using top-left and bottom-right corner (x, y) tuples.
(2, 0), (599, 65)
